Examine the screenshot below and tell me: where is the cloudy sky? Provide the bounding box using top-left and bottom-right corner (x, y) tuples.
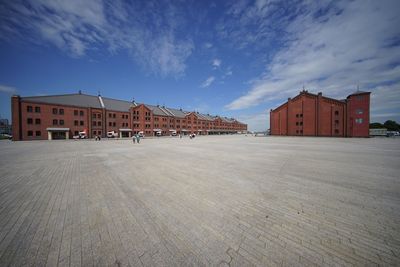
(0, 0), (399, 131)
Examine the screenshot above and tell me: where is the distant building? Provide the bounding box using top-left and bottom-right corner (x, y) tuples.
(369, 128), (387, 137)
(0, 118), (11, 135)
(270, 89), (370, 137)
(11, 93), (247, 141)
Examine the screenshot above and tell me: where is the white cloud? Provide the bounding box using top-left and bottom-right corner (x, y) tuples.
(0, 85), (17, 94)
(236, 112), (269, 132)
(204, 42), (213, 49)
(212, 59), (221, 69)
(226, 0), (400, 118)
(200, 76), (215, 88)
(0, 0), (194, 77)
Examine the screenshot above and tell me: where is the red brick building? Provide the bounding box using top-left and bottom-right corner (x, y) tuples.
(270, 90), (370, 137)
(11, 93), (247, 140)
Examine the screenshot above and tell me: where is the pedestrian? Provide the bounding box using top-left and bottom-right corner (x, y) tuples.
(136, 134), (140, 144)
(132, 134), (136, 144)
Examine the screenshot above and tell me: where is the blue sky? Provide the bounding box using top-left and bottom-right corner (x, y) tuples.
(0, 0), (399, 131)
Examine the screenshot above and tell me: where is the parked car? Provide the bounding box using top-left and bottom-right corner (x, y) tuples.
(72, 131), (87, 139)
(107, 131), (118, 138)
(0, 134), (12, 140)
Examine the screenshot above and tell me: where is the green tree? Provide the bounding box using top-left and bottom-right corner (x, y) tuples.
(383, 120), (400, 131)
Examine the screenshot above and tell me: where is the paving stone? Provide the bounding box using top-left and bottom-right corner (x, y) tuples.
(0, 136), (399, 266)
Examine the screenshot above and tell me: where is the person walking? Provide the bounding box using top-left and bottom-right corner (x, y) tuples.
(136, 134), (140, 144)
(132, 134), (136, 144)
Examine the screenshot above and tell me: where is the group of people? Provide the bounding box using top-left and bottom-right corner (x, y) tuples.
(94, 135), (101, 141)
(189, 133), (196, 139)
(132, 134), (141, 144)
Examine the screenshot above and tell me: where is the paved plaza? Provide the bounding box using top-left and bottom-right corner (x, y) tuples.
(0, 136), (399, 266)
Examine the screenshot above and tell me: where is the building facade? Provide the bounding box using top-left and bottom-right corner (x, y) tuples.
(11, 93), (247, 141)
(270, 90), (370, 137)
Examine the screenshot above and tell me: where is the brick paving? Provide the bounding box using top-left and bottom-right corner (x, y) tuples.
(0, 136), (399, 266)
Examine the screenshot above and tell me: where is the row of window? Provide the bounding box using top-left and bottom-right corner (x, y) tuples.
(92, 113), (102, 119)
(93, 130), (102, 136)
(53, 119), (64, 125)
(27, 131), (41, 136)
(27, 106), (41, 113)
(93, 121), (102, 126)
(74, 120), (85, 126)
(27, 118), (41, 125)
(108, 122), (129, 127)
(74, 110), (85, 116)
(53, 108), (64, 115)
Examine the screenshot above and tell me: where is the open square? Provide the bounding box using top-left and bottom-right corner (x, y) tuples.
(0, 136), (399, 266)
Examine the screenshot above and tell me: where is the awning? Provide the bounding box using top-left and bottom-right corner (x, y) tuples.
(169, 129), (176, 132)
(119, 128), (132, 132)
(46, 128), (70, 132)
(153, 129), (162, 131)
(181, 129), (188, 131)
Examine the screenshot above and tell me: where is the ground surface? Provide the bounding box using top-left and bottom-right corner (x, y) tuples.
(0, 136), (400, 266)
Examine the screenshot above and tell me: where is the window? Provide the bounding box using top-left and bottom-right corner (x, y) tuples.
(74, 110), (78, 116)
(296, 114), (299, 118)
(35, 118), (41, 125)
(296, 130), (299, 134)
(355, 118), (363, 124)
(35, 106), (41, 113)
(74, 120), (79, 126)
(300, 122), (303, 126)
(109, 122), (112, 126)
(80, 110), (84, 116)
(27, 131), (33, 136)
(109, 113), (112, 118)
(97, 114), (101, 119)
(335, 129), (339, 134)
(53, 108), (58, 114)
(93, 121), (97, 126)
(27, 106), (33, 112)
(356, 109), (363, 115)
(27, 118), (33, 124)
(93, 130), (97, 135)
(335, 120), (339, 124)
(113, 122), (116, 127)
(80, 121), (84, 126)
(300, 130), (303, 134)
(98, 121), (102, 126)
(296, 122), (299, 126)
(113, 114), (116, 118)
(53, 119), (58, 125)
(60, 120), (64, 125)
(98, 131), (101, 135)
(335, 110), (339, 116)
(300, 114), (303, 118)
(92, 114), (97, 119)
(74, 131), (79, 136)
(59, 109), (64, 115)
(36, 131), (41, 136)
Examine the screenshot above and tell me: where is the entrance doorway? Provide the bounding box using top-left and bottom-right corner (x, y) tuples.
(121, 131), (130, 138)
(52, 131), (66, 139)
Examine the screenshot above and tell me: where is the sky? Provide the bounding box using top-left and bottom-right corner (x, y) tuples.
(0, 0), (399, 131)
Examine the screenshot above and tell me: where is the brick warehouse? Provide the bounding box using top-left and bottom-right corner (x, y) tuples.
(270, 89), (370, 137)
(11, 93), (247, 141)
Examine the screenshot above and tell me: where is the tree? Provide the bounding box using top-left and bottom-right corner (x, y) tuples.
(369, 122), (384, 129)
(383, 120), (400, 131)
